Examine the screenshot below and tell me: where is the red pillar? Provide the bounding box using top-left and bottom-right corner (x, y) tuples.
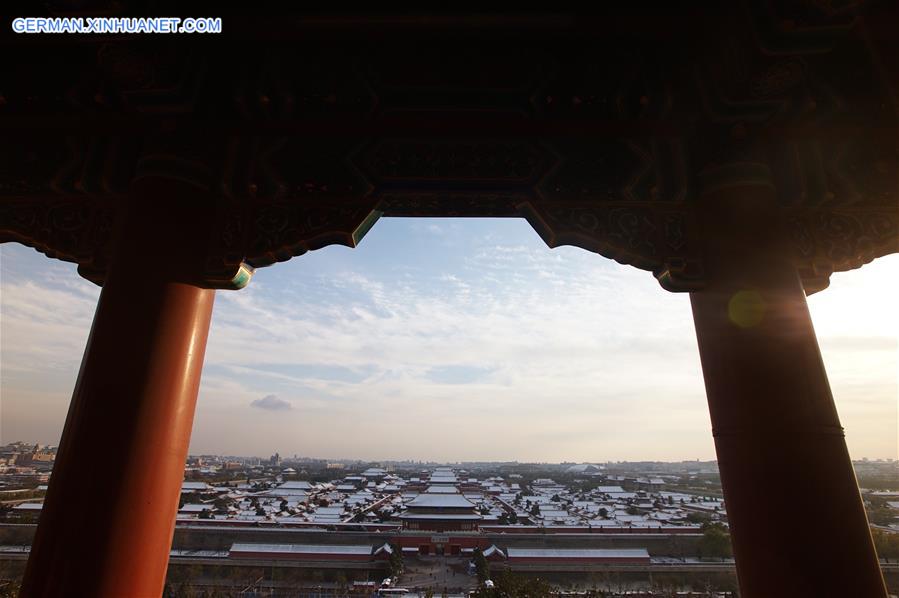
(689, 168), (886, 597)
(22, 178), (216, 597)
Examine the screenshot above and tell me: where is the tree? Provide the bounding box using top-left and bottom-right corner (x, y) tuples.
(686, 511), (711, 524)
(387, 543), (403, 577)
(698, 522), (733, 560)
(0, 580), (21, 598)
(472, 547), (490, 583)
(334, 572), (348, 591)
(530, 503), (540, 517)
(871, 528), (899, 561)
(598, 507), (608, 519)
(866, 498), (897, 527)
(180, 491), (204, 509)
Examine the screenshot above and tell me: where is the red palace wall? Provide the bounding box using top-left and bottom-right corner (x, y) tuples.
(396, 534), (490, 556)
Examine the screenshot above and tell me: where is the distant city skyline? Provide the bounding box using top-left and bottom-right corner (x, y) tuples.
(2, 218), (897, 462)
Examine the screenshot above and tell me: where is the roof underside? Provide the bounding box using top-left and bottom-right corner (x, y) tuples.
(1, 6), (897, 293)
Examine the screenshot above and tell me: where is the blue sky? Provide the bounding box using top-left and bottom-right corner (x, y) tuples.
(1, 218), (896, 462)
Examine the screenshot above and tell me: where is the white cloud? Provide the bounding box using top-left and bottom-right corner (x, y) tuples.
(250, 394), (292, 411)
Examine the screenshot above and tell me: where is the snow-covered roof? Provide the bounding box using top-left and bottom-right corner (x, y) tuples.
(179, 504), (210, 513)
(277, 481), (312, 490)
(407, 493), (475, 509)
(181, 481), (211, 492)
(230, 543), (372, 556)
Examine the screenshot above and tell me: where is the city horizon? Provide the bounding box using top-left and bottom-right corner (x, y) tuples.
(6, 440), (896, 467)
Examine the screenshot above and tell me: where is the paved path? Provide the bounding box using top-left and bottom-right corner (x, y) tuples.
(399, 555), (478, 593)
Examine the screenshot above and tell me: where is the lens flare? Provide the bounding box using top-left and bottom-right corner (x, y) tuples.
(728, 290), (766, 328)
